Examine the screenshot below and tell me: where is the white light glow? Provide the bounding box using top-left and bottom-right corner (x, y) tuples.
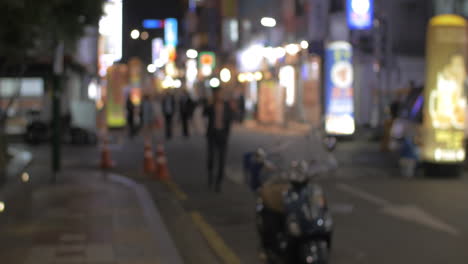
(325, 115), (355, 135)
(220, 68), (231, 83)
(238, 73), (246, 83)
(154, 58), (165, 68)
(186, 59), (198, 83)
(165, 62), (177, 77)
(202, 65), (212, 76)
(147, 64), (156, 73)
(130, 29), (140, 39)
(0, 201), (4, 213)
(186, 49), (198, 59)
(173, 79), (182, 88)
(88, 80), (99, 100)
(274, 47), (286, 59)
(254, 71), (263, 81)
(229, 20), (239, 42)
(241, 45), (264, 72)
(21, 172), (30, 183)
(162, 76), (174, 89)
(98, 0), (122, 76)
(210, 77), (221, 88)
(261, 17), (276, 27)
(279, 66), (295, 106)
(285, 44), (300, 55)
(352, 0), (371, 15)
(246, 72), (255, 82)
(300, 40), (309, 50)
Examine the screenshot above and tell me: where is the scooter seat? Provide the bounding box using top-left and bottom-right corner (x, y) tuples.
(259, 182), (290, 213)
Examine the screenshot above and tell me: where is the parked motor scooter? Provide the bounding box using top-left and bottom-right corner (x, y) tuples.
(247, 131), (337, 264)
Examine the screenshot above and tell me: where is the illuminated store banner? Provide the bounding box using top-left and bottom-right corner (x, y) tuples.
(98, 0), (122, 77)
(106, 65), (128, 128)
(152, 38), (164, 64)
(324, 41), (355, 135)
(347, 0), (373, 30)
(164, 18), (178, 47)
(423, 14), (467, 163)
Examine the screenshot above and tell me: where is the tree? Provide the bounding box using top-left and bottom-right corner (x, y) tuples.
(0, 0), (105, 181)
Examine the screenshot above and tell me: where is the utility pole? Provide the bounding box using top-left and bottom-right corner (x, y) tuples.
(51, 40), (64, 183)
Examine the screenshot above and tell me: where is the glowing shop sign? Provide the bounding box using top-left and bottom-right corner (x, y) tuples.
(347, 0), (373, 30)
(164, 18), (178, 47)
(324, 41), (355, 135)
(422, 14), (467, 163)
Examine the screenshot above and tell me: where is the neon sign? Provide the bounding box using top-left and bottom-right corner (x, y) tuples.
(347, 0), (373, 30)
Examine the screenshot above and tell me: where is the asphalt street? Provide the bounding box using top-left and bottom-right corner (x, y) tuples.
(153, 124), (468, 264)
(19, 123), (468, 264)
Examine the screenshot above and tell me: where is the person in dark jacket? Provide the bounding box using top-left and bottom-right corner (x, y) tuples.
(161, 90), (176, 140)
(204, 88), (235, 192)
(126, 96), (136, 137)
(179, 89), (194, 138)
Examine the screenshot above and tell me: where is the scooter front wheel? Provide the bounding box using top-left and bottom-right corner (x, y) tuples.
(300, 240), (329, 264)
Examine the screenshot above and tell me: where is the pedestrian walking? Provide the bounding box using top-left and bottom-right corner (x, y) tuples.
(162, 90), (176, 140)
(126, 96), (136, 137)
(238, 93), (245, 123)
(204, 88), (235, 192)
(179, 89), (194, 138)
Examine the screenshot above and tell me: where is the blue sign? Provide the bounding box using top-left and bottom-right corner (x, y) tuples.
(324, 41), (355, 135)
(347, 0), (373, 30)
(143, 19), (163, 29)
(164, 18), (178, 47)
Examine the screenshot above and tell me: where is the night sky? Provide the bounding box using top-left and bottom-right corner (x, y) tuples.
(123, 0), (185, 63)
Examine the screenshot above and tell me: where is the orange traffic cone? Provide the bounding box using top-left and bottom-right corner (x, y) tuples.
(154, 144), (170, 180)
(143, 143), (155, 174)
(100, 138), (114, 169)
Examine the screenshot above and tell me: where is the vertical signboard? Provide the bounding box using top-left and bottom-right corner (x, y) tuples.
(164, 18), (178, 47)
(106, 64), (128, 128)
(347, 0), (373, 30)
(152, 38), (164, 64)
(422, 15), (467, 163)
(98, 0), (122, 77)
(199, 51), (216, 76)
(258, 80), (284, 124)
(324, 41), (355, 135)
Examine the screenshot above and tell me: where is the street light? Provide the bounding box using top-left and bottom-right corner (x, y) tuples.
(209, 77), (221, 88)
(261, 17), (276, 27)
(300, 40), (309, 50)
(285, 44), (300, 55)
(186, 49), (198, 59)
(141, 31), (149, 40)
(130, 29), (140, 39)
(147, 64), (156, 73)
(173, 79), (182, 88)
(220, 68), (231, 83)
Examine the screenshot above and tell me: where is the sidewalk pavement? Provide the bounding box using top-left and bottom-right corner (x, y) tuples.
(0, 146), (183, 264)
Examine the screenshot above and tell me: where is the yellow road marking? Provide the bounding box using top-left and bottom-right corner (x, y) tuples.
(190, 211), (242, 264)
(163, 180), (188, 201)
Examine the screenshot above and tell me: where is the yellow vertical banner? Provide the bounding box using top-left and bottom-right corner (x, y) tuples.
(106, 64), (128, 128)
(423, 15), (467, 163)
